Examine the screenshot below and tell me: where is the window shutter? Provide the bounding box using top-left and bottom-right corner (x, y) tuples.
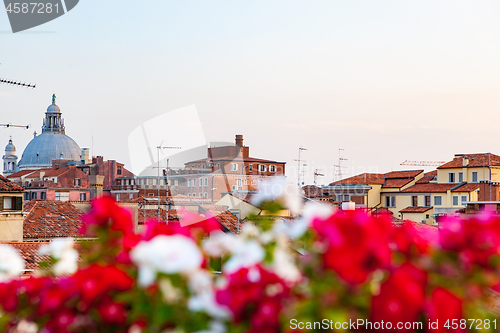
(15, 197), (22, 211)
(0, 196), (3, 212)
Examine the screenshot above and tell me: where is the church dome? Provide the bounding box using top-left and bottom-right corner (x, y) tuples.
(18, 94), (81, 170)
(4, 137), (16, 155)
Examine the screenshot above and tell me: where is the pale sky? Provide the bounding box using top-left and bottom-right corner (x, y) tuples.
(1, 1), (500, 185)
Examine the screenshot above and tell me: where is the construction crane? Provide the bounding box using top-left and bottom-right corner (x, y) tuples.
(0, 63), (36, 88)
(400, 160), (446, 167)
(0, 123), (30, 129)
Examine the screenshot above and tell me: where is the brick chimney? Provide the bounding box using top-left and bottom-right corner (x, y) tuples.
(235, 135), (243, 147)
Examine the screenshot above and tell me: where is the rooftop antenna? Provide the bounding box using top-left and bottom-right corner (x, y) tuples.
(293, 147), (307, 187)
(334, 149), (347, 182)
(314, 169), (324, 185)
(0, 123), (30, 129)
(0, 63), (36, 88)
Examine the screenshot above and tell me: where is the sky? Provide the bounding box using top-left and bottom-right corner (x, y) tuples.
(1, 0), (500, 185)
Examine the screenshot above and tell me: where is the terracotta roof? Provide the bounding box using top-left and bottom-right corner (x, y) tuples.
(402, 183), (456, 193)
(1, 242), (50, 270)
(438, 153), (500, 169)
(23, 167), (72, 178)
(392, 220), (438, 232)
(451, 183), (481, 192)
(416, 170), (437, 184)
(383, 178), (414, 188)
(372, 207), (394, 215)
(330, 173), (385, 185)
(138, 209), (178, 224)
(7, 170), (37, 178)
(0, 174), (23, 192)
(200, 205), (240, 234)
(384, 170), (424, 179)
(302, 185), (323, 198)
(23, 201), (88, 239)
(400, 206), (433, 213)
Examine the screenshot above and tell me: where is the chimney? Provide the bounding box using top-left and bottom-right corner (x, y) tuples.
(463, 156), (469, 167)
(235, 135), (243, 147)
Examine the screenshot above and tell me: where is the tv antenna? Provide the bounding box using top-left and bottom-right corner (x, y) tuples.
(334, 149), (347, 181)
(0, 64), (36, 88)
(314, 169), (324, 185)
(0, 123), (30, 129)
(293, 147), (307, 186)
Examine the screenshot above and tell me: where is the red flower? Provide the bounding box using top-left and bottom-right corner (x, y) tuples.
(96, 297), (127, 325)
(73, 264), (133, 306)
(80, 196), (133, 236)
(0, 281), (19, 312)
(427, 287), (463, 332)
(370, 263), (426, 332)
(216, 265), (289, 332)
(391, 221), (437, 257)
(313, 210), (392, 284)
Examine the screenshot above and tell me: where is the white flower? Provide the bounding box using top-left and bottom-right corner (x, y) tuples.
(14, 320), (38, 333)
(251, 177), (302, 215)
(202, 231), (236, 257)
(0, 244), (25, 282)
(39, 238), (78, 276)
(187, 270), (231, 319)
(274, 201), (334, 239)
(223, 239), (264, 274)
(271, 235), (301, 284)
(131, 235), (203, 287)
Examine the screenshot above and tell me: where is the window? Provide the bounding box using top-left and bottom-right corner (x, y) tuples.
(192, 193), (196, 197)
(117, 166), (122, 175)
(148, 193), (154, 197)
(259, 164), (266, 172)
(237, 179), (242, 187)
(74, 178), (81, 187)
(248, 165), (253, 172)
(461, 195), (467, 204)
(232, 185), (238, 191)
(199, 178), (203, 187)
(449, 173), (455, 183)
(231, 163), (238, 171)
(204, 178), (208, 186)
(472, 172), (478, 182)
(41, 192), (46, 200)
(148, 179), (153, 185)
(204, 192), (208, 198)
(217, 163), (221, 171)
(187, 179), (191, 187)
(116, 194), (120, 201)
(269, 165), (276, 173)
(344, 194), (350, 201)
(188, 193), (191, 197)
(434, 196), (442, 206)
(31, 192), (37, 200)
(129, 193), (133, 199)
(412, 196), (418, 207)
(24, 192), (29, 200)
(425, 195), (431, 207)
(3, 197), (12, 210)
(426, 214), (430, 219)
(452, 195), (459, 206)
(199, 193), (203, 197)
(385, 196), (396, 207)
(458, 172), (463, 183)
(80, 193), (87, 201)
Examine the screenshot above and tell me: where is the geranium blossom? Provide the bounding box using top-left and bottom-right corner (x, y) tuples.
(131, 234), (203, 287)
(0, 244), (25, 282)
(39, 237), (79, 276)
